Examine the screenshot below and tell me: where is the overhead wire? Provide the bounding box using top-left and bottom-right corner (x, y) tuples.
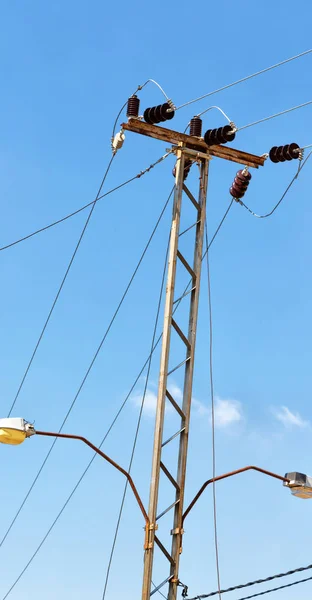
(175, 49), (312, 111)
(0, 186), (174, 555)
(6, 153), (116, 418)
(234, 576), (312, 600)
(187, 560), (312, 599)
(239, 149), (312, 218)
(101, 232), (170, 600)
(0, 151), (172, 253)
(204, 216), (221, 599)
(0, 193), (233, 599)
(238, 99), (312, 131)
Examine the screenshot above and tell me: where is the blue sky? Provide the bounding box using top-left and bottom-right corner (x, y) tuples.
(0, 2), (312, 599)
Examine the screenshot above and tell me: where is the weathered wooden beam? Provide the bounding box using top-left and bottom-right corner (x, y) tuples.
(122, 119), (265, 169)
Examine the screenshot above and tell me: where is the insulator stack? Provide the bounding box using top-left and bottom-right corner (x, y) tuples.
(269, 143), (300, 163)
(143, 103), (175, 125)
(127, 95), (140, 118)
(190, 116), (202, 137)
(172, 159), (193, 181)
(204, 125), (236, 146)
(230, 169), (252, 200)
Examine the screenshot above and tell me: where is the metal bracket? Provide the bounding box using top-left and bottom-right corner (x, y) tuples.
(167, 145), (212, 161)
(170, 527), (184, 535)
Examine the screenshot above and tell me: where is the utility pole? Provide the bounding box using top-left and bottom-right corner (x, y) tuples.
(123, 118), (264, 600)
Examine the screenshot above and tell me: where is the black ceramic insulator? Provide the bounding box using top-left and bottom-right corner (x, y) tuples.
(126, 95), (140, 118)
(190, 116), (202, 137)
(143, 102), (175, 125)
(269, 142), (300, 163)
(204, 125), (236, 146)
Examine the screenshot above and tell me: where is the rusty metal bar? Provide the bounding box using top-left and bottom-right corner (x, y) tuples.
(172, 318), (191, 350)
(182, 465), (290, 524)
(160, 461), (180, 492)
(165, 390), (185, 420)
(35, 430), (149, 524)
(122, 120), (266, 168)
(154, 535), (175, 565)
(183, 184), (200, 211)
(177, 250), (196, 280)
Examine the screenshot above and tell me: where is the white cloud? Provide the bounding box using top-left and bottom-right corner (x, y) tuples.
(168, 382), (183, 402)
(212, 397), (243, 428)
(272, 406), (309, 428)
(131, 388), (174, 417)
(132, 381), (242, 428)
(192, 397), (209, 416)
(132, 389), (158, 417)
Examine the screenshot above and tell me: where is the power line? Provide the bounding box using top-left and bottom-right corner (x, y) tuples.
(235, 575), (312, 600)
(0, 151), (171, 253)
(240, 149), (312, 218)
(175, 49), (312, 110)
(111, 79), (171, 141)
(6, 154), (116, 418)
(0, 188), (173, 557)
(0, 201), (231, 598)
(101, 233), (170, 600)
(187, 561), (312, 599)
(204, 217), (221, 599)
(238, 99), (312, 131)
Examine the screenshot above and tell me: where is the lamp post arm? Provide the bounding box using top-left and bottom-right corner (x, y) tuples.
(182, 465), (290, 525)
(36, 430), (149, 524)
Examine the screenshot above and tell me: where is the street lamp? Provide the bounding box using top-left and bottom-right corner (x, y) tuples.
(284, 472), (312, 499)
(2, 417), (311, 574)
(0, 417), (150, 535)
(182, 465), (312, 525)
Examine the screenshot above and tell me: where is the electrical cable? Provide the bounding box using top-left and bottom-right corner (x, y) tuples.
(205, 218), (221, 600)
(238, 99), (312, 131)
(175, 49), (312, 111)
(6, 153), (116, 419)
(234, 576), (312, 600)
(239, 149), (312, 218)
(0, 151), (172, 253)
(140, 79), (170, 101)
(101, 233), (170, 600)
(187, 561), (312, 599)
(203, 201), (233, 257)
(197, 106), (232, 123)
(111, 79), (171, 141)
(0, 199), (232, 598)
(0, 187), (174, 558)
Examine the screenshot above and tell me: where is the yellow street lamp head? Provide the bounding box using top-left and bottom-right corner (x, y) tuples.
(0, 418), (35, 445)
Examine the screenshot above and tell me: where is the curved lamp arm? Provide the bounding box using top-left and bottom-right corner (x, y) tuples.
(36, 430), (149, 525)
(182, 465), (290, 525)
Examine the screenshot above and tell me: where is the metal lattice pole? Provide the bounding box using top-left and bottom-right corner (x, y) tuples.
(142, 147), (209, 600)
